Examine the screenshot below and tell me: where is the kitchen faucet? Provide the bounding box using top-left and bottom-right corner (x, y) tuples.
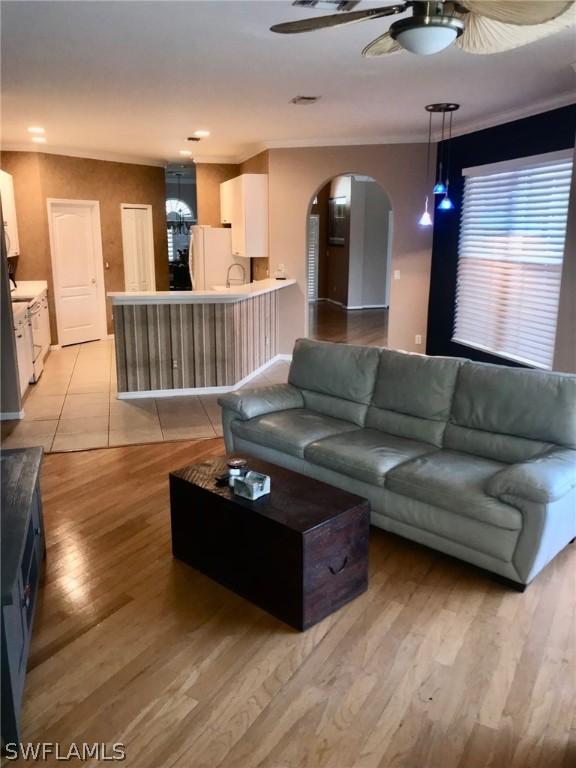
(226, 263), (246, 288)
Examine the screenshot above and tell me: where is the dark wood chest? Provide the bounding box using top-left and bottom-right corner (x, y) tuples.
(169, 457), (369, 631)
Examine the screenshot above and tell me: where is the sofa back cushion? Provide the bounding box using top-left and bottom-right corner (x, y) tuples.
(288, 339), (380, 424)
(447, 362), (576, 462)
(367, 349), (464, 446)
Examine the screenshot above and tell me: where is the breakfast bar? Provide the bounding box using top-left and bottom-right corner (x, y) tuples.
(108, 279), (296, 397)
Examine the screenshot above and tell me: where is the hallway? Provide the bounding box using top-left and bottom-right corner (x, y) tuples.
(309, 300), (388, 347)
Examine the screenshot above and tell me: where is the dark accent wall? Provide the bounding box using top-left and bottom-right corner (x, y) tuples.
(426, 104), (576, 366)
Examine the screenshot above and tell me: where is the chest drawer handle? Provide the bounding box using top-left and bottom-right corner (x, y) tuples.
(329, 556), (348, 575)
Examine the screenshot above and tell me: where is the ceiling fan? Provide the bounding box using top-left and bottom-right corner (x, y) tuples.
(270, 1), (576, 56)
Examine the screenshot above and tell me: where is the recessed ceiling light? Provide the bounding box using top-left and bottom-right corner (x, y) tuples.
(179, 149), (193, 156)
(193, 130), (210, 138)
(27, 126), (45, 134)
(31, 136), (47, 143)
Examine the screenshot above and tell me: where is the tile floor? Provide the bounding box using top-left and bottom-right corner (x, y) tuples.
(2, 339), (290, 453)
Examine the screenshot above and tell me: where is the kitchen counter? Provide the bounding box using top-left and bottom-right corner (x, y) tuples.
(107, 278), (296, 305)
(111, 279), (297, 396)
(10, 281), (48, 301)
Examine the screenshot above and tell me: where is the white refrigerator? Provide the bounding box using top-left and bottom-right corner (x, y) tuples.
(190, 225), (248, 290)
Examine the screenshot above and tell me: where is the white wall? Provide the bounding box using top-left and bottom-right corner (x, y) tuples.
(361, 181), (391, 308)
(348, 178), (391, 309)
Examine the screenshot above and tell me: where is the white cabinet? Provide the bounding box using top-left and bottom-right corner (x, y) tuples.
(39, 293), (51, 354)
(0, 171), (21, 258)
(219, 174), (268, 259)
(29, 290), (51, 362)
(12, 305), (33, 397)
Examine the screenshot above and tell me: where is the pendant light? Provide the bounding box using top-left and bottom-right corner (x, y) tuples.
(435, 104), (458, 212)
(419, 196), (433, 227)
(418, 108), (433, 227)
(419, 103), (460, 225)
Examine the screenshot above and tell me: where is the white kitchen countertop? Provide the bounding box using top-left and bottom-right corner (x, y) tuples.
(108, 278), (297, 305)
(10, 280), (48, 301)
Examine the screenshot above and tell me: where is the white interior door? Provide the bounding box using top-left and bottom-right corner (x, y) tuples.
(47, 199), (107, 347)
(121, 204), (155, 292)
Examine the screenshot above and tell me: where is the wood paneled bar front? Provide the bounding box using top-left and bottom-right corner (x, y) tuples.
(108, 279), (296, 397)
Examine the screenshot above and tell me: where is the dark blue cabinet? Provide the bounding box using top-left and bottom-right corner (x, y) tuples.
(1, 447), (44, 747)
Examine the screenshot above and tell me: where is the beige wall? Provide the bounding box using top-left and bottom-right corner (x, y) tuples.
(195, 163), (238, 227)
(240, 151), (269, 175)
(267, 145), (434, 354)
(1, 151), (168, 343)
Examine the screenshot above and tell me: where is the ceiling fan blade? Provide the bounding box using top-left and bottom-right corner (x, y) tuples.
(457, 8), (575, 53)
(362, 31), (403, 56)
(458, 1), (575, 26)
(270, 4), (407, 34)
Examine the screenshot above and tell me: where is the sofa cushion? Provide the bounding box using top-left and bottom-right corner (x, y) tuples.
(304, 429), (439, 487)
(450, 362), (576, 453)
(231, 409), (357, 459)
(366, 407), (445, 448)
(444, 424), (555, 465)
(386, 450), (522, 530)
(368, 350), (464, 446)
(372, 349), (464, 419)
(301, 390), (368, 427)
(288, 338), (380, 405)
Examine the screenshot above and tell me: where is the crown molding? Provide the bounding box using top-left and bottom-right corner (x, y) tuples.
(263, 134), (423, 150)
(191, 155), (246, 165)
(446, 91), (575, 141)
(0, 144), (166, 167)
(256, 91), (576, 150)
(2, 93), (572, 168)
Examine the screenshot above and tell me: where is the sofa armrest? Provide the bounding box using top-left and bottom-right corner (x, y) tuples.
(486, 449), (576, 504)
(218, 384), (304, 421)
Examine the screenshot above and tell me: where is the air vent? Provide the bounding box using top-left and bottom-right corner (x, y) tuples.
(290, 95), (320, 105)
(187, 136), (202, 142)
(292, 1), (360, 10)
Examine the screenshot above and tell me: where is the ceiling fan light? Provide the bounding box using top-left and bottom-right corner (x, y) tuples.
(395, 25), (457, 55)
(390, 15), (464, 56)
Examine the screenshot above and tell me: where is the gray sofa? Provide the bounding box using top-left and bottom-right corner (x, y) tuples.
(219, 339), (576, 588)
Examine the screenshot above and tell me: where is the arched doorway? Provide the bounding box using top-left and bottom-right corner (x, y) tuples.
(306, 174), (393, 347)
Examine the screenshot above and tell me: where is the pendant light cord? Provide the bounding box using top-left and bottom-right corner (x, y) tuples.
(445, 111), (453, 190)
(425, 109), (432, 189)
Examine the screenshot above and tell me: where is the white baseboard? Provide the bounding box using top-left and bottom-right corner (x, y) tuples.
(50, 344), (60, 351)
(1, 410), (24, 421)
(317, 298), (388, 311)
(116, 354), (289, 400)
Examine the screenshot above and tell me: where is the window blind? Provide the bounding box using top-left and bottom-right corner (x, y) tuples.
(307, 214), (320, 301)
(452, 152), (573, 369)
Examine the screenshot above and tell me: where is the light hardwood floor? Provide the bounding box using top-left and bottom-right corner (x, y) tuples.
(16, 439), (576, 768)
